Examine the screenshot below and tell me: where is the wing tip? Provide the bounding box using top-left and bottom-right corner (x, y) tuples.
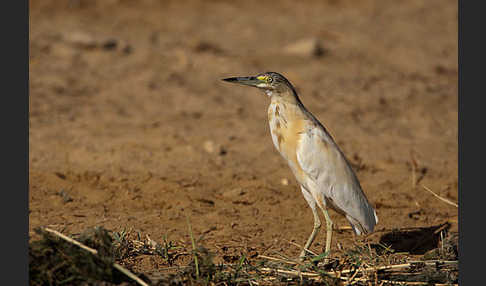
(346, 207), (379, 235)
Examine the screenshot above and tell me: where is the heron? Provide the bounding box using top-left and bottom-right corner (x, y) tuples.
(222, 72), (378, 261)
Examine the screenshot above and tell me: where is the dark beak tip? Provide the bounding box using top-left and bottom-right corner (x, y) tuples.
(222, 77), (236, 82)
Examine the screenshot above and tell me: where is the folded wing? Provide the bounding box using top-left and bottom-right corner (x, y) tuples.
(296, 122), (378, 235)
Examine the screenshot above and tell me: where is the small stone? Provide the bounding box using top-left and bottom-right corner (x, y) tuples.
(281, 178), (289, 186)
(283, 38), (325, 57)
(102, 38), (118, 50)
(64, 31), (98, 49)
(222, 188), (245, 198)
(219, 147), (227, 156)
(203, 140), (215, 153)
(122, 45), (133, 54)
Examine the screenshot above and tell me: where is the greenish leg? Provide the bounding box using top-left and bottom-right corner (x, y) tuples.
(299, 186), (321, 261)
(299, 206), (321, 260)
(321, 207), (334, 262)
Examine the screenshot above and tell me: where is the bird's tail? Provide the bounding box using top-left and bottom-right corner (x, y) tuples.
(346, 208), (378, 235)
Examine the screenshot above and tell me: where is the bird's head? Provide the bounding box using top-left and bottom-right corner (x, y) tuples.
(222, 72), (295, 95)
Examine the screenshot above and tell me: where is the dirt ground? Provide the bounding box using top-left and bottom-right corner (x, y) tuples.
(29, 0), (458, 275)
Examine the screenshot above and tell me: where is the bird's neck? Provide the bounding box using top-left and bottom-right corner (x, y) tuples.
(268, 87), (304, 107)
(268, 87), (318, 128)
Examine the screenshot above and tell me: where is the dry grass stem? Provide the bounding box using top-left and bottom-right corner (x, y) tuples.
(421, 185), (458, 207)
(260, 267), (320, 279)
(260, 259), (458, 284)
(288, 240), (318, 256)
(257, 255), (299, 265)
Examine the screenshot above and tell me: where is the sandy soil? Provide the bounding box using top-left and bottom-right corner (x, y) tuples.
(29, 0), (458, 273)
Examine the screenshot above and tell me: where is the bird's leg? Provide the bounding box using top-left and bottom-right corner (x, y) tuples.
(299, 206), (321, 260)
(321, 207), (334, 263)
(299, 187), (321, 261)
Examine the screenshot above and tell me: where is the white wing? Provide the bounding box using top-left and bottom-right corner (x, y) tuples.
(296, 121), (378, 234)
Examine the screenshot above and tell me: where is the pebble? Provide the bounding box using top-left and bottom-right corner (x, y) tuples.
(283, 38), (325, 57)
(280, 178), (289, 186)
(64, 31), (98, 49)
(222, 188), (245, 198)
(203, 140), (215, 153)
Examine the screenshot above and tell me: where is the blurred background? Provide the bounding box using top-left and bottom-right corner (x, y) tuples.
(29, 0), (457, 269)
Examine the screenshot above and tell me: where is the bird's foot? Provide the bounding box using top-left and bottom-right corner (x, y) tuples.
(299, 251), (332, 266)
(299, 248), (311, 262)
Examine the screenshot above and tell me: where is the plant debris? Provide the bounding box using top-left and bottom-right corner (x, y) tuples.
(29, 223), (458, 285)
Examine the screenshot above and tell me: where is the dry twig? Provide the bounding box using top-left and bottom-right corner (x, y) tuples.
(43, 227), (149, 286)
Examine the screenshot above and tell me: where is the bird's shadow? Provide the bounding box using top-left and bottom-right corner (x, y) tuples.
(373, 222), (451, 255)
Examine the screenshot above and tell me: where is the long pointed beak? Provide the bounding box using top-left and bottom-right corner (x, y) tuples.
(222, 76), (261, 87)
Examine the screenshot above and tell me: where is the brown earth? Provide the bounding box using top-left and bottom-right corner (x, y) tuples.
(29, 0), (458, 274)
